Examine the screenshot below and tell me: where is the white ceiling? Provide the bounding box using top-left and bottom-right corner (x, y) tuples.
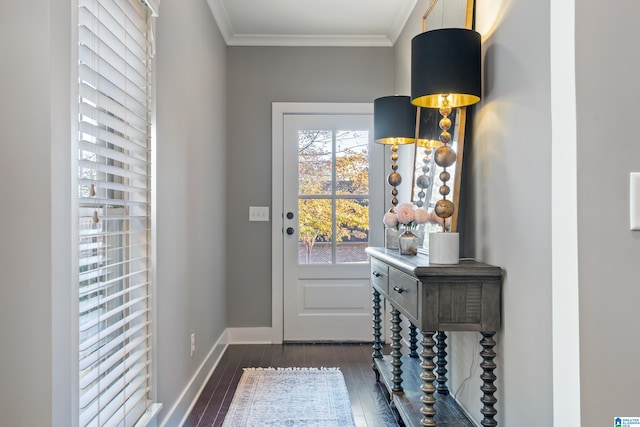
(206, 0), (418, 47)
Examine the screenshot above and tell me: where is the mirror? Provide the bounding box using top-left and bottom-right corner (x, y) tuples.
(407, 0), (475, 249)
(411, 105), (465, 232)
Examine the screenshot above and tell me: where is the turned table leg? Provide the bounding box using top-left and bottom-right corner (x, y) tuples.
(372, 289), (383, 360)
(371, 289), (383, 382)
(419, 331), (437, 427)
(436, 331), (449, 395)
(480, 331), (498, 427)
(408, 323), (419, 358)
(390, 306), (403, 393)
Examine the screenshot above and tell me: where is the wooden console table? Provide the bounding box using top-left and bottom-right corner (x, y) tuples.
(365, 247), (503, 427)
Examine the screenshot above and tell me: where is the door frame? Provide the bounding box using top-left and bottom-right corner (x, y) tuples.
(271, 102), (376, 343)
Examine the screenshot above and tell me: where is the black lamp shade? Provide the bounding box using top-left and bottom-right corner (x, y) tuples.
(411, 28), (481, 108)
(374, 95), (416, 145)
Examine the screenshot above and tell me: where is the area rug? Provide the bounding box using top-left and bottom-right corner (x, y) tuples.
(221, 367), (356, 427)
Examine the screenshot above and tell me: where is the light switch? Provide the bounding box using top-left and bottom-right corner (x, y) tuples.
(631, 173), (640, 230)
(249, 206), (270, 222)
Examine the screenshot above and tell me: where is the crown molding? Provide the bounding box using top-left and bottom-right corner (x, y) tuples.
(226, 34), (393, 47)
(206, 0), (415, 47)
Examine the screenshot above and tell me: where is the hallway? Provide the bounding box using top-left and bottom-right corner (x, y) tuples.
(184, 343), (398, 427)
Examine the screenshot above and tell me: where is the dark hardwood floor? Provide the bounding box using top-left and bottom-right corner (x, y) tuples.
(184, 343), (399, 427)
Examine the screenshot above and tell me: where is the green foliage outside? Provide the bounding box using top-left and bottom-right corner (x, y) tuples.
(297, 130), (369, 263)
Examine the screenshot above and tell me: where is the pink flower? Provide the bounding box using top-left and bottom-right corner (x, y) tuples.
(414, 208), (429, 224)
(383, 212), (398, 228)
(395, 203), (415, 224)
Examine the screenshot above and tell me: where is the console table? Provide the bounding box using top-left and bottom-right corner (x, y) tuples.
(365, 247), (503, 427)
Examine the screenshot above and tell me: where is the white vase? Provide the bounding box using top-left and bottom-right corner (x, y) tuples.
(428, 232), (459, 265)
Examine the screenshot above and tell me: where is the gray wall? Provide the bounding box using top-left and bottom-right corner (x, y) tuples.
(575, 0), (640, 424)
(155, 0), (228, 424)
(473, 0), (554, 424)
(0, 0), (229, 425)
(394, 0), (554, 425)
(1, 0), (73, 425)
(225, 46), (394, 327)
(394, 0), (640, 425)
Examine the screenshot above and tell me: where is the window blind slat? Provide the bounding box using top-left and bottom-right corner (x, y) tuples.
(79, 64), (147, 118)
(79, 0), (147, 54)
(78, 65), (147, 120)
(107, 388), (148, 427)
(104, 383), (149, 427)
(79, 278), (150, 306)
(79, 102), (147, 144)
(77, 12), (147, 72)
(79, 159), (147, 183)
(79, 240), (148, 260)
(78, 197), (148, 210)
(79, 261), (149, 288)
(79, 84), (147, 132)
(79, 281), (148, 315)
(78, 211), (148, 222)
(80, 362), (149, 426)
(78, 141), (147, 169)
(79, 227), (150, 241)
(86, 370), (149, 427)
(79, 296), (148, 339)
(79, 39), (147, 89)
(79, 334), (150, 416)
(79, 182), (150, 201)
(79, 323), (148, 371)
(84, 360), (148, 417)
(78, 45), (147, 104)
(79, 306), (149, 353)
(78, 1), (153, 424)
(79, 121), (148, 156)
(80, 346), (149, 401)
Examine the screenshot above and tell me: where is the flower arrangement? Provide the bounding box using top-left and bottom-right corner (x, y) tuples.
(383, 202), (430, 230)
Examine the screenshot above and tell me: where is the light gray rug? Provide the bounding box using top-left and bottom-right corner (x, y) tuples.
(221, 367), (356, 427)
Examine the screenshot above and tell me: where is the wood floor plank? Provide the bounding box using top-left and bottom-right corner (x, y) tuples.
(186, 343), (399, 427)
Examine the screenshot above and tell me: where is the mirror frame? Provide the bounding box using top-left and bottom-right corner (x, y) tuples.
(412, 107), (466, 232)
(410, 0), (475, 246)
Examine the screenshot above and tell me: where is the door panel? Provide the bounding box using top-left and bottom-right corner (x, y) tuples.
(282, 113), (380, 341)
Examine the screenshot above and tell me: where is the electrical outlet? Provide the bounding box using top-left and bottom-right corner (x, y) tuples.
(190, 333), (195, 358)
(249, 206), (270, 222)
(631, 173), (640, 230)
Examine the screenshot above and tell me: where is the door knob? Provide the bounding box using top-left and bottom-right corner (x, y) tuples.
(286, 227), (294, 235)
(286, 212), (294, 219)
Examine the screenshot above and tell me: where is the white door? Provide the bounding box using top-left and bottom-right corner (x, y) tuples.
(279, 109), (383, 341)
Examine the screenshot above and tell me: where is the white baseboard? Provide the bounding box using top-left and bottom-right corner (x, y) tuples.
(159, 327), (275, 426)
(160, 330), (229, 427)
(451, 394), (482, 427)
(227, 327), (274, 344)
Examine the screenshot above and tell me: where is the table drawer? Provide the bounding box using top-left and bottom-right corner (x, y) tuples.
(389, 268), (419, 320)
(370, 258), (389, 294)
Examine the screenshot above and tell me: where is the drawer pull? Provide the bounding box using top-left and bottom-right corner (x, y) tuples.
(372, 271), (382, 278)
(393, 285), (405, 294)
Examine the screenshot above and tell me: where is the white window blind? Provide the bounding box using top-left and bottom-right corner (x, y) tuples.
(77, 0), (154, 426)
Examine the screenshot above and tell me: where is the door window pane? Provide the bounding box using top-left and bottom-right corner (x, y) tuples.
(336, 198), (369, 263)
(335, 130), (369, 195)
(298, 199), (332, 264)
(297, 129), (370, 265)
(298, 130), (332, 195)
